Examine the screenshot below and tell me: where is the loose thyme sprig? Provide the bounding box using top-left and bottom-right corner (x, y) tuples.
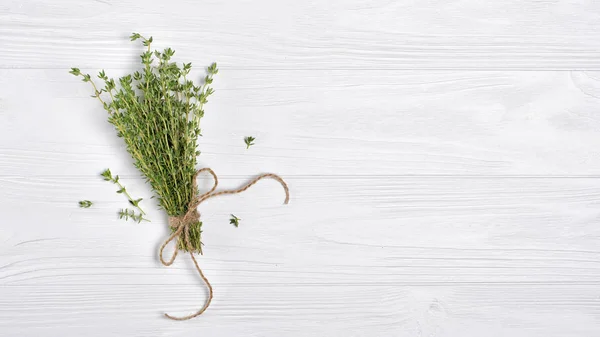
(101, 168), (146, 216)
(229, 214), (241, 227)
(119, 208), (149, 223)
(244, 136), (255, 149)
(71, 33), (218, 251)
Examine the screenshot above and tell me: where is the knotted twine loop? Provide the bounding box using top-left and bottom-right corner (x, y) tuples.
(158, 168), (289, 321)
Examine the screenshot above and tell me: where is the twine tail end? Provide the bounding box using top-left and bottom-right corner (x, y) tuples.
(164, 313), (190, 321)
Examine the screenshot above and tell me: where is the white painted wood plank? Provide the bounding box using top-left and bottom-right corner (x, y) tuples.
(2, 0), (600, 335)
(1, 0), (600, 70)
(1, 177), (600, 336)
(1, 69), (600, 177)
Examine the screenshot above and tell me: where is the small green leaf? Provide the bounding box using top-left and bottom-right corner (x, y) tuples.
(208, 62), (218, 74)
(79, 200), (93, 208)
(229, 214), (241, 227)
(244, 136), (256, 149)
(129, 198), (142, 207)
(69, 68), (81, 76)
(101, 169), (112, 181)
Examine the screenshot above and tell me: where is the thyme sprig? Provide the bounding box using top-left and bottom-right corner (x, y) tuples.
(244, 136), (255, 149)
(101, 168), (146, 216)
(119, 208), (149, 223)
(229, 214), (241, 227)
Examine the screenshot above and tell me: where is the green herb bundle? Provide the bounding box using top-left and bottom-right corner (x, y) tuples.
(70, 33), (289, 320)
(70, 33), (216, 252)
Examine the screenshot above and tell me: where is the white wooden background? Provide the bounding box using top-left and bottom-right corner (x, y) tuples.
(2, 1), (600, 336)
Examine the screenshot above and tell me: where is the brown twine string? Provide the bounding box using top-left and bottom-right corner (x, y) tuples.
(158, 168), (289, 321)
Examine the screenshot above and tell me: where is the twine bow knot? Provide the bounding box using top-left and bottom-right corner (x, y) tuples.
(158, 168), (289, 320)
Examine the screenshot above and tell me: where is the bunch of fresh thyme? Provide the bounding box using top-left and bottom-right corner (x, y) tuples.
(70, 33), (217, 252)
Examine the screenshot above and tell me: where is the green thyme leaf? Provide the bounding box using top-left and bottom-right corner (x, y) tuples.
(229, 214), (241, 227)
(244, 136), (256, 149)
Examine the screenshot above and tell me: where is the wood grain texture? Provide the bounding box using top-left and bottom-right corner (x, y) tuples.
(1, 0), (600, 70)
(2, 177), (600, 336)
(1, 0), (600, 336)
(2, 70), (600, 177)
